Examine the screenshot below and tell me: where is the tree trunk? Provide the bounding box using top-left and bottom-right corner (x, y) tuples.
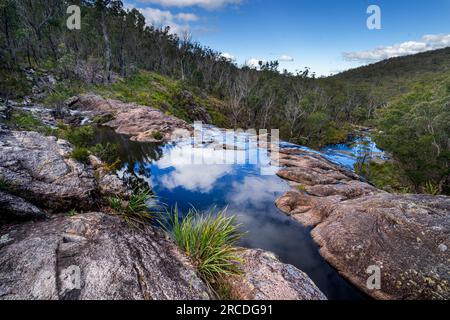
(101, 6), (112, 83)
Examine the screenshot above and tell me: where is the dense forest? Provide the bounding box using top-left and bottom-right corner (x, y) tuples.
(0, 0), (449, 194)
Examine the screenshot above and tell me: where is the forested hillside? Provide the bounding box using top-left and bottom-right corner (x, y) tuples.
(0, 0), (448, 194)
(333, 48), (450, 195)
(333, 46), (450, 101)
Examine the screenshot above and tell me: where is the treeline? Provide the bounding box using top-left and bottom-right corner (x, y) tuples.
(0, 0), (380, 147)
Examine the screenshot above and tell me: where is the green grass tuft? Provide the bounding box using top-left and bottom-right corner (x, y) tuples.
(158, 207), (243, 286)
(423, 181), (439, 196)
(152, 130), (163, 140)
(70, 147), (90, 164)
(6, 110), (53, 135)
(108, 189), (159, 229)
(67, 209), (79, 217)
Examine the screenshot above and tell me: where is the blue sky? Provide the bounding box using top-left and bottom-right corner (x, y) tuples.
(123, 0), (450, 76)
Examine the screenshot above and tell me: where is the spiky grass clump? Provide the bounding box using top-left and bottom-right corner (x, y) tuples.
(109, 189), (160, 229)
(424, 181), (439, 196)
(159, 207), (243, 284)
(67, 209), (79, 217)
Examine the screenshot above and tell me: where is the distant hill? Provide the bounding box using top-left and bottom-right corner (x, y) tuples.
(334, 47), (450, 82)
(332, 47), (450, 101)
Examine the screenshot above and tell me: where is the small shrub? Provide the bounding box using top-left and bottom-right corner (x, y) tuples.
(158, 207), (243, 285)
(59, 125), (94, 147)
(67, 209), (78, 217)
(70, 147), (90, 164)
(92, 114), (114, 125)
(356, 161), (409, 194)
(89, 143), (120, 165)
(152, 130), (163, 141)
(109, 189), (159, 229)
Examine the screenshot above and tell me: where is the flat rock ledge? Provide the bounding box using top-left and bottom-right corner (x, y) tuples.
(275, 149), (450, 300)
(226, 249), (327, 300)
(0, 212), (213, 300)
(0, 129), (130, 220)
(68, 94), (192, 142)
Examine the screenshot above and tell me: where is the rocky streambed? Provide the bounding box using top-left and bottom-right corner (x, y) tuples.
(1, 93), (448, 301)
(0, 96), (326, 300)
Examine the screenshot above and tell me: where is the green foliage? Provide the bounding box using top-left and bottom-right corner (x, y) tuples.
(6, 110), (52, 134)
(93, 71), (176, 108)
(334, 47), (450, 102)
(89, 143), (120, 165)
(0, 69), (32, 99)
(92, 114), (114, 125)
(108, 196), (123, 212)
(151, 130), (163, 141)
(43, 82), (84, 108)
(109, 189), (158, 229)
(57, 124), (94, 147)
(70, 147), (90, 164)
(374, 78), (450, 194)
(423, 181), (439, 196)
(356, 161), (410, 194)
(57, 124), (122, 168)
(158, 207), (243, 286)
(67, 209), (79, 217)
(92, 70), (217, 124)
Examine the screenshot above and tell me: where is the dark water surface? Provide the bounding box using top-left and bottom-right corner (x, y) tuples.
(94, 126), (368, 300)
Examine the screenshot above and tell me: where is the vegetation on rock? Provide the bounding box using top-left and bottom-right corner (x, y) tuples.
(158, 207), (243, 294)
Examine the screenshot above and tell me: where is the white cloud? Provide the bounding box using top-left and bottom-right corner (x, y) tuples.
(155, 144), (234, 193)
(128, 6), (198, 34)
(279, 55), (294, 62)
(138, 0), (242, 10)
(220, 52), (235, 61)
(175, 12), (199, 22)
(227, 176), (286, 210)
(343, 33), (450, 63)
(246, 58), (265, 69)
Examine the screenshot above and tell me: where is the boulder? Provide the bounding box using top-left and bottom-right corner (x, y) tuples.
(0, 129), (97, 212)
(277, 149), (380, 200)
(226, 249), (327, 300)
(69, 94), (192, 142)
(0, 212), (213, 300)
(311, 194), (450, 300)
(275, 149), (450, 300)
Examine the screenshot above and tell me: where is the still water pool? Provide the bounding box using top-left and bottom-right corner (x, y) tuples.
(95, 126), (378, 300)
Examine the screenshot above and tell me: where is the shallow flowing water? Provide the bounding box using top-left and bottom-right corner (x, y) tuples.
(94, 126), (378, 300)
